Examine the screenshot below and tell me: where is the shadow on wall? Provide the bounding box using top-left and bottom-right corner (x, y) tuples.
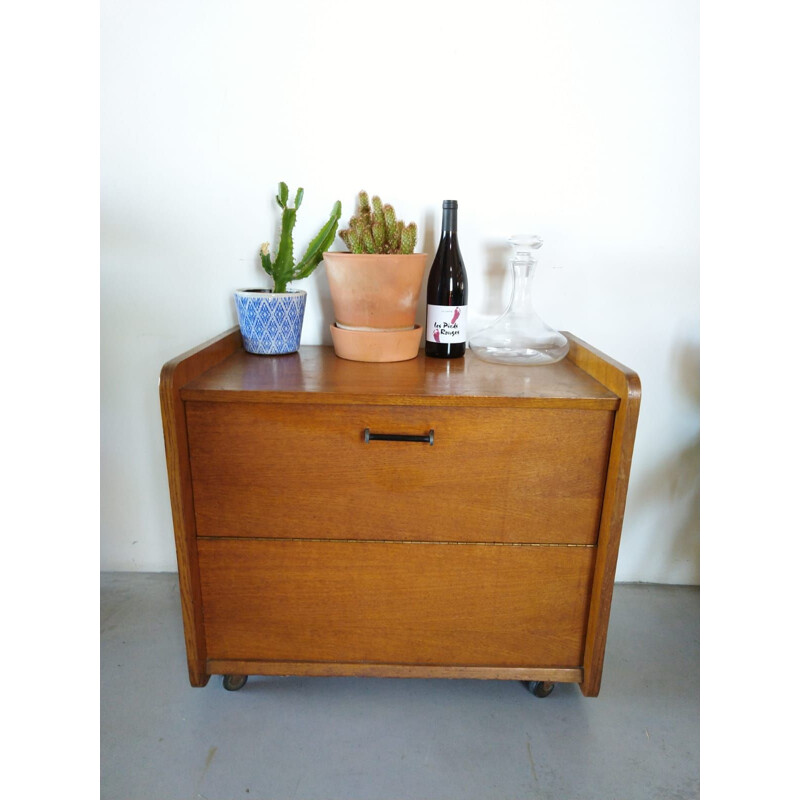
(309, 267), (334, 343)
(467, 241), (526, 337)
(625, 337), (700, 583)
(479, 241), (514, 317)
(416, 208), (437, 329)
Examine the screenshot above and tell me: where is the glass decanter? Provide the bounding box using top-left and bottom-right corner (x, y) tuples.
(469, 235), (569, 365)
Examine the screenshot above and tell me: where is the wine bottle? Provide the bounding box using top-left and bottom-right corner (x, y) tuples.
(425, 200), (468, 358)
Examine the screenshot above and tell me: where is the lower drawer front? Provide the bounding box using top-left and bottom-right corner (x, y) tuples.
(198, 539), (594, 668)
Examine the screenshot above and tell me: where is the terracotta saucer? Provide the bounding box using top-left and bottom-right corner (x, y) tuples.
(330, 324), (422, 363)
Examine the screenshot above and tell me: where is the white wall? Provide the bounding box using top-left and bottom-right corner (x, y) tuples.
(101, 0), (698, 583)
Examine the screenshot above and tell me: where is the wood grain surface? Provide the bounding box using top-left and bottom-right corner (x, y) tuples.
(181, 346), (619, 409)
(198, 538), (596, 668)
(159, 327), (243, 686)
(565, 333), (641, 696)
(186, 402), (614, 545)
(205, 660), (583, 683)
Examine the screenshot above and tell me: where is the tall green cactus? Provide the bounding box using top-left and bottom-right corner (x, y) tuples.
(339, 191), (417, 255)
(260, 182), (342, 293)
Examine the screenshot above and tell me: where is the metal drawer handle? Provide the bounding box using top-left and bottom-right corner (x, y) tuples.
(364, 428), (434, 446)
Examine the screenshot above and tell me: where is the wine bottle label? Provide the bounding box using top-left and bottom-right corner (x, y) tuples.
(426, 304), (468, 344)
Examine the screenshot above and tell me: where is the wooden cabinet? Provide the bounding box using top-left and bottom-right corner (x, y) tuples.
(160, 330), (639, 696)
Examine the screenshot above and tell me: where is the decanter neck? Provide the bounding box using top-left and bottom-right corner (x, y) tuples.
(508, 257), (538, 315)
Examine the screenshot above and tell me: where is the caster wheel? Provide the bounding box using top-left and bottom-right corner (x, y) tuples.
(522, 680), (555, 698)
(222, 674), (248, 691)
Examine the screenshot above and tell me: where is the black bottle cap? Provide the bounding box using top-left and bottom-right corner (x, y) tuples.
(443, 200), (458, 209)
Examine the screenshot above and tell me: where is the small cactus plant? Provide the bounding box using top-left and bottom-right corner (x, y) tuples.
(260, 182), (342, 293)
(339, 191), (418, 255)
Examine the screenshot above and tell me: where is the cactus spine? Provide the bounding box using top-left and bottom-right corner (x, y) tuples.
(339, 191), (417, 255)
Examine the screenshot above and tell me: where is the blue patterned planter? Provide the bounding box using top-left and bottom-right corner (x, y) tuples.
(234, 290), (307, 355)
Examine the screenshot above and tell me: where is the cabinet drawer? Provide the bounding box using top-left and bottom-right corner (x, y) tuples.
(198, 538), (594, 668)
(186, 401), (613, 545)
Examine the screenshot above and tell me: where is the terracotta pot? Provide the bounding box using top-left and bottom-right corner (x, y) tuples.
(322, 252), (428, 331)
(329, 323), (422, 363)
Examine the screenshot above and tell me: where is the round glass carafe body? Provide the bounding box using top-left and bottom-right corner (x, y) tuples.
(469, 235), (569, 365)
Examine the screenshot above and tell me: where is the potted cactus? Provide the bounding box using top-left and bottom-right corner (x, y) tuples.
(323, 191), (427, 362)
(235, 182), (341, 355)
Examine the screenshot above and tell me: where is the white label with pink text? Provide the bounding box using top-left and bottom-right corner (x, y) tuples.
(426, 304), (468, 344)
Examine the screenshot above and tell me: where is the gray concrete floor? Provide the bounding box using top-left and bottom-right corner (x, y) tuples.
(101, 573), (699, 800)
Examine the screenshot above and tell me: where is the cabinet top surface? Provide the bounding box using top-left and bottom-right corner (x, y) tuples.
(180, 344), (619, 408)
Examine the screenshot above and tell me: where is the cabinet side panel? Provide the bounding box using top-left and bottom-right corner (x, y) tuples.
(565, 333), (641, 696)
(198, 539), (595, 669)
(159, 328), (242, 686)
